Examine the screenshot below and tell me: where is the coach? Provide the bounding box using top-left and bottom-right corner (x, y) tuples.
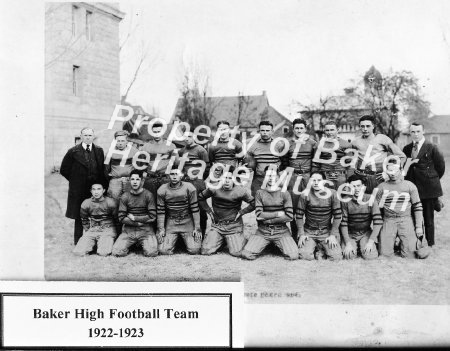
(60, 127), (107, 244)
(403, 122), (445, 247)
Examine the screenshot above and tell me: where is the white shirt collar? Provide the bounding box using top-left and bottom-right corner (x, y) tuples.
(81, 142), (92, 150)
(414, 137), (425, 151)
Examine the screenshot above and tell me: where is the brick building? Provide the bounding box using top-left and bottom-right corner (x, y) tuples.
(45, 2), (125, 173)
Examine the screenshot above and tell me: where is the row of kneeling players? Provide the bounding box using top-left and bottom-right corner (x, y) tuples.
(73, 160), (431, 260)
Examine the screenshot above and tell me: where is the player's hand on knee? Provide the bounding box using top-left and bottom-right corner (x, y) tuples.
(343, 242), (355, 259)
(415, 227), (424, 239)
(156, 229), (165, 244)
(362, 239), (375, 254)
(298, 235), (308, 248)
(193, 228), (202, 243)
(325, 235), (338, 249)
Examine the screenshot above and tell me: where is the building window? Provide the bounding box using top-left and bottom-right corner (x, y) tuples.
(72, 65), (80, 96)
(72, 5), (78, 36)
(430, 134), (440, 145)
(283, 126), (289, 134)
(86, 10), (92, 41)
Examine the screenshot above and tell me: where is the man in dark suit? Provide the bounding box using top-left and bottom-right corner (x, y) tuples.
(60, 127), (107, 244)
(403, 122), (445, 247)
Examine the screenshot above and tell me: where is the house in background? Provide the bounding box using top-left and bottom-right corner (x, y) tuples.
(45, 3), (125, 173)
(170, 91), (293, 139)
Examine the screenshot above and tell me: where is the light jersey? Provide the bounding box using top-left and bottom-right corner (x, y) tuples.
(208, 138), (243, 168)
(341, 194), (383, 233)
(351, 134), (402, 173)
(179, 144), (209, 176)
(254, 188), (293, 224)
(156, 181), (199, 218)
(118, 189), (156, 224)
(284, 136), (317, 172)
(295, 189), (342, 229)
(80, 196), (117, 228)
(141, 139), (176, 174)
(246, 138), (284, 177)
(198, 185), (255, 222)
(376, 179), (423, 222)
(316, 137), (352, 172)
(108, 145), (139, 178)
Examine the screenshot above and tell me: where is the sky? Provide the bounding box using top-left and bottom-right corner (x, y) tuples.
(119, 0), (450, 121)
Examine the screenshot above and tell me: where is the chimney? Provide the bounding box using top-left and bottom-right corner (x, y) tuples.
(262, 90), (266, 97)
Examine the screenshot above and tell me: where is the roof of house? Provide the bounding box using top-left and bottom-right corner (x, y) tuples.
(171, 93), (290, 129)
(411, 115), (450, 134)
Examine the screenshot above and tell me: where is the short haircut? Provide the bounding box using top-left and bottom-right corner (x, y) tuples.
(114, 130), (129, 139)
(129, 169), (143, 179)
(292, 118), (307, 128)
(81, 127), (94, 134)
(151, 122), (163, 129)
(410, 122), (424, 129)
(347, 173), (367, 186)
(91, 183), (104, 189)
(324, 120), (339, 128)
(359, 115), (375, 125)
(310, 170), (326, 179)
(259, 121), (273, 129)
(263, 164), (279, 173)
(217, 120), (230, 127)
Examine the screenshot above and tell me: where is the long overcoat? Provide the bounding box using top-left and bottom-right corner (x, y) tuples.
(60, 143), (107, 219)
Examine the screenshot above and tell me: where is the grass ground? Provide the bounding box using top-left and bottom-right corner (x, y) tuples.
(45, 163), (450, 304)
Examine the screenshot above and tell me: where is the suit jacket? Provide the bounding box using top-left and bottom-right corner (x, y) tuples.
(60, 143), (107, 219)
(403, 140), (445, 199)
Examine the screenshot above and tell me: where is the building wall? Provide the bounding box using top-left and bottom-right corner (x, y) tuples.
(45, 3), (124, 173)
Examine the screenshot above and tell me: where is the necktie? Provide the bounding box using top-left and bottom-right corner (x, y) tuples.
(86, 145), (91, 153)
(412, 142), (418, 159)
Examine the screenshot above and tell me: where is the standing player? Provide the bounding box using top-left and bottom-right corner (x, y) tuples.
(245, 121), (285, 196)
(156, 168), (202, 255)
(296, 171), (343, 261)
(376, 159), (428, 259)
(198, 167), (255, 257)
(141, 122), (178, 198)
(315, 121), (352, 189)
(73, 183), (118, 256)
(340, 174), (383, 260)
(112, 170), (158, 257)
(282, 118), (317, 242)
(403, 122), (445, 247)
(179, 132), (210, 236)
(241, 166), (298, 260)
(105, 130), (139, 201)
(351, 115), (406, 193)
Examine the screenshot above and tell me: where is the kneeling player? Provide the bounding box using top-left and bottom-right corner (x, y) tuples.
(241, 166), (298, 260)
(112, 170), (158, 257)
(198, 167), (255, 257)
(156, 168), (202, 255)
(340, 174), (383, 260)
(296, 171), (343, 261)
(73, 183), (118, 256)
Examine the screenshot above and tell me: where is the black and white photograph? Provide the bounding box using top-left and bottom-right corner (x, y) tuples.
(2, 0), (450, 347)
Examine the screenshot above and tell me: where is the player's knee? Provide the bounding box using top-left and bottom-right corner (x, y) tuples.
(186, 247), (201, 255)
(241, 250), (256, 260)
(327, 251), (343, 261)
(201, 248), (216, 255)
(72, 249), (88, 257)
(298, 248), (314, 261)
(112, 247), (128, 257)
(362, 251), (378, 260)
(284, 252), (298, 260)
(97, 249), (112, 257)
(229, 249), (242, 258)
(143, 250), (158, 257)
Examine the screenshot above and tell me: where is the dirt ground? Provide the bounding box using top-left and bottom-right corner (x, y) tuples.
(45, 164), (450, 304)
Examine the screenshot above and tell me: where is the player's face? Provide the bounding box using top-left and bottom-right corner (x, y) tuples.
(152, 127), (162, 141)
(259, 125), (273, 140)
(349, 179), (364, 197)
(266, 170), (278, 187)
(293, 123), (307, 138)
(222, 172), (234, 189)
(130, 174), (141, 190)
(310, 174), (324, 191)
(410, 125), (424, 142)
(324, 124), (338, 139)
(359, 121), (374, 137)
(185, 135), (195, 146)
(169, 170), (183, 184)
(91, 184), (105, 199)
(386, 164), (401, 180)
(81, 129), (94, 145)
(115, 135), (128, 150)
(218, 124), (230, 140)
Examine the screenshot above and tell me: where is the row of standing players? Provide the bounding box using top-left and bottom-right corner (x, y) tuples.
(60, 116), (445, 260)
